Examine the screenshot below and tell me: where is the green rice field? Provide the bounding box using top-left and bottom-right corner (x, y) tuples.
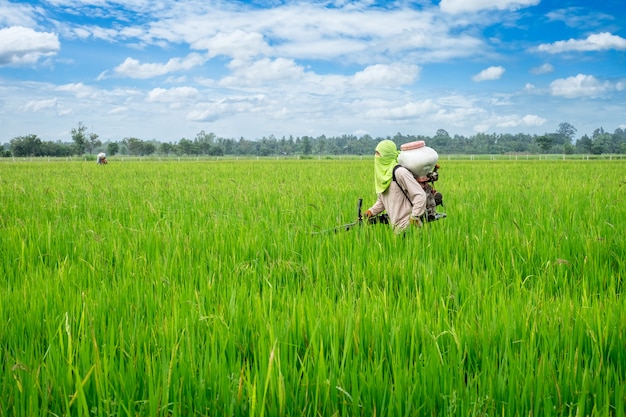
(1, 158), (625, 416)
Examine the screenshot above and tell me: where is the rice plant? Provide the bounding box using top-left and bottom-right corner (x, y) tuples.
(1, 158), (624, 416)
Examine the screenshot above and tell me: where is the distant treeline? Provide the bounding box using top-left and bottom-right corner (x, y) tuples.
(4, 122), (626, 158)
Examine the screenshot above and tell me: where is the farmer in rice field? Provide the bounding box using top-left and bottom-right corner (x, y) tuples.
(363, 140), (427, 231)
(97, 152), (107, 164)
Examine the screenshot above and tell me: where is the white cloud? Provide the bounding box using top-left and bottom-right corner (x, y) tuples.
(466, 108), (546, 132)
(530, 63), (553, 74)
(477, 113), (545, 129)
(440, 0), (539, 14)
(0, 1), (38, 27)
(365, 100), (438, 120)
(147, 86), (200, 102)
(545, 8), (615, 30)
(432, 106), (484, 128)
(472, 66), (505, 82)
(220, 58), (307, 87)
(193, 30), (270, 60)
(187, 96), (265, 123)
(108, 106), (128, 115)
(20, 98), (58, 112)
(56, 82), (95, 98)
(0, 26), (60, 66)
(537, 32), (626, 53)
(72, 27), (92, 40)
(139, 3), (489, 65)
(550, 74), (611, 98)
(276, 37), (370, 61)
(112, 53), (206, 79)
(521, 114), (546, 126)
(352, 64), (420, 87)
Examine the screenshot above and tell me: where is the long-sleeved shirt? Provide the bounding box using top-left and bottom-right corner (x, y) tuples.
(367, 166), (427, 230)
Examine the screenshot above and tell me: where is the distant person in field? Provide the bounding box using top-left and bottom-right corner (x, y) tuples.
(363, 140), (427, 231)
(97, 152), (107, 164)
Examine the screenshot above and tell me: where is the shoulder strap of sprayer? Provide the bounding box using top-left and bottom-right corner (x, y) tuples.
(392, 165), (412, 204)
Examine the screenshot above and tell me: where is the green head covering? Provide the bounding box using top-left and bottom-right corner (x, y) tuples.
(374, 140), (399, 193)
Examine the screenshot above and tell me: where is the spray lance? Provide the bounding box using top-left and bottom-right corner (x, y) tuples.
(311, 198), (364, 234)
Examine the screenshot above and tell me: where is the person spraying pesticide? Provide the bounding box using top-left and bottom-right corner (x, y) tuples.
(312, 140), (445, 234)
(364, 140), (446, 232)
(363, 140), (427, 231)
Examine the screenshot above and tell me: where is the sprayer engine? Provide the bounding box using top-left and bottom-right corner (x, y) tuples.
(417, 163), (445, 221)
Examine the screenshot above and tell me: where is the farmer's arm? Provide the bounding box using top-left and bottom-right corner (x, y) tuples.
(367, 194), (385, 216)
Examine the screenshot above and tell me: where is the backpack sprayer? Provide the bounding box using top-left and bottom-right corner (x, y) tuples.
(397, 140), (446, 222)
(312, 141), (446, 234)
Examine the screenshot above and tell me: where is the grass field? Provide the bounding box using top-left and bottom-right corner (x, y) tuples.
(1, 158), (625, 416)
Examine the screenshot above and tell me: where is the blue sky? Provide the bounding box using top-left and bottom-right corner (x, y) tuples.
(1, 0), (624, 143)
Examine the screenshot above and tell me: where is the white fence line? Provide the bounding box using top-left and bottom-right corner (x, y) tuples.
(3, 153), (625, 163)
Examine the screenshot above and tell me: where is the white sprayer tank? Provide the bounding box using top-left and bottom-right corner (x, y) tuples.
(397, 141), (438, 179)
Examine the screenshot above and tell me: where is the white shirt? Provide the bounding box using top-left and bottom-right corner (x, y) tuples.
(368, 166), (427, 230)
